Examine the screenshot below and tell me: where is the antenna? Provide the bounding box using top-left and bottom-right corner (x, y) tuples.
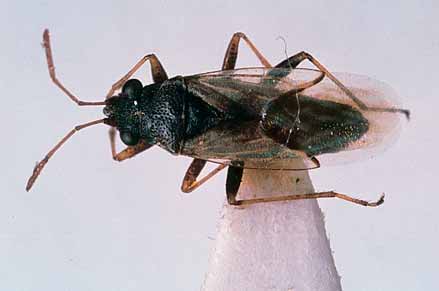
(277, 36), (301, 141)
(26, 118), (106, 191)
(42, 29), (106, 106)
(26, 30), (109, 191)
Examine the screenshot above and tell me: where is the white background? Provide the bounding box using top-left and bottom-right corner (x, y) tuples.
(1, 0), (438, 290)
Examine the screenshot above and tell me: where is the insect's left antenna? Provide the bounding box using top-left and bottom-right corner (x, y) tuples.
(26, 118), (106, 191)
(43, 29), (106, 106)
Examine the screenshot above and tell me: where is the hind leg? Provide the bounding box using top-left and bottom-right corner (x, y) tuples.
(276, 51), (410, 118)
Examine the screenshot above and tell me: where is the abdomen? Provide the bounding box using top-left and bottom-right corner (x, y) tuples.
(261, 94), (369, 156)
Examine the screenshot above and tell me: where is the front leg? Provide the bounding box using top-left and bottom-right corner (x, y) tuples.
(106, 54), (169, 157)
(105, 53), (168, 98)
(109, 127), (152, 161)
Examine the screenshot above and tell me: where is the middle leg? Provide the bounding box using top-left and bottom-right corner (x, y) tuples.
(222, 32), (272, 70)
(182, 32), (273, 193)
(181, 159), (227, 193)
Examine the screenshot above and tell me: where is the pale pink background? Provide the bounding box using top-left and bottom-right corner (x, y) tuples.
(1, 0), (437, 290)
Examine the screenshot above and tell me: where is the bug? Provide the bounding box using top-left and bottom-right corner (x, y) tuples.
(26, 30), (409, 207)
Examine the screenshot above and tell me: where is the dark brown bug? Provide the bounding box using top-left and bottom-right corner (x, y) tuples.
(26, 30), (409, 207)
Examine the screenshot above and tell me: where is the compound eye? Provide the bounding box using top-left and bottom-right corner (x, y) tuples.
(120, 131), (139, 146)
(122, 79), (143, 99)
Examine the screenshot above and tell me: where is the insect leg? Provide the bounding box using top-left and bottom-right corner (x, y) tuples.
(109, 127), (118, 157)
(105, 54), (168, 98)
(276, 51), (410, 118)
(109, 127), (153, 161)
(113, 142), (153, 161)
(277, 52), (367, 107)
(310, 156), (321, 168)
(222, 32), (272, 70)
(181, 159), (227, 193)
(232, 190), (384, 207)
(225, 165), (244, 205)
(275, 51), (311, 69)
(105, 53), (168, 154)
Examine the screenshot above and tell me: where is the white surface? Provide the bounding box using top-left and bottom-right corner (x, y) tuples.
(1, 1), (438, 290)
(203, 168), (341, 291)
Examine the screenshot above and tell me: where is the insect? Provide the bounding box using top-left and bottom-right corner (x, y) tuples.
(26, 30), (409, 207)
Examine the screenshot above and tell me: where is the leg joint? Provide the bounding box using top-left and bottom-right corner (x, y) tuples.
(233, 32), (245, 38)
(227, 195), (240, 205)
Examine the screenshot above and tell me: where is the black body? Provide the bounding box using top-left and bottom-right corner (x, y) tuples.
(103, 71), (369, 163)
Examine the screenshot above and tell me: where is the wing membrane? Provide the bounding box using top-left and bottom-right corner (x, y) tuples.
(302, 72), (406, 165)
(186, 67), (324, 113)
(182, 68), (407, 169)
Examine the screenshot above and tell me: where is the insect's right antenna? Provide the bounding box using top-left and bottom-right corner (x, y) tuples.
(276, 36), (293, 70)
(26, 118), (107, 191)
(277, 36), (301, 129)
(43, 29), (106, 106)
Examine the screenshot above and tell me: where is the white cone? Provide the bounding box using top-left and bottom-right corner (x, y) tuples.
(202, 166), (342, 291)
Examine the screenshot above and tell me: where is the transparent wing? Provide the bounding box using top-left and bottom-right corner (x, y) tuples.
(185, 67), (325, 113)
(302, 72), (407, 165)
(180, 119), (320, 171)
(206, 158), (320, 171)
(183, 68), (408, 169)
(191, 67), (324, 92)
